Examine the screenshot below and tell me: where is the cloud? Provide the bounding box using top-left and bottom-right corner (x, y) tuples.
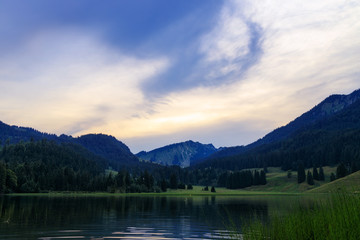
(125, 0), (360, 151)
(0, 29), (169, 135)
(199, 0), (263, 82)
(1, 0), (359, 153)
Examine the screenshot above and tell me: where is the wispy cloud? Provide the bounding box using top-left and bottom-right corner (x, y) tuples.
(0, 29), (169, 136)
(124, 0), (360, 151)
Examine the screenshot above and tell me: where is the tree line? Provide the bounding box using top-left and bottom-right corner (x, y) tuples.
(2, 140), (265, 193)
(217, 169), (266, 189)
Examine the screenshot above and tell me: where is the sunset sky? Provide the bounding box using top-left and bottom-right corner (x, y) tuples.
(0, 0), (359, 153)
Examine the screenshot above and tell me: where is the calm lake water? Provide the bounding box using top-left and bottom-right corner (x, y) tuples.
(0, 195), (314, 239)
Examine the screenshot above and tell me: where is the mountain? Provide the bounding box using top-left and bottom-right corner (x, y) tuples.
(74, 134), (139, 168)
(0, 121), (139, 169)
(196, 89), (360, 171)
(209, 89), (360, 159)
(136, 140), (218, 168)
(251, 89), (360, 146)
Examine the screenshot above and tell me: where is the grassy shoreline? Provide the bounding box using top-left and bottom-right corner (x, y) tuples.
(243, 192), (360, 240)
(4, 186), (302, 197)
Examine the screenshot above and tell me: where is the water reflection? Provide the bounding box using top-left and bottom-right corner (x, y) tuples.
(0, 195), (312, 239)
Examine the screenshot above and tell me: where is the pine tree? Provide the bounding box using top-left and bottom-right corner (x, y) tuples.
(178, 183), (186, 189)
(170, 173), (178, 189)
(0, 162), (6, 193)
(143, 170), (153, 191)
(160, 179), (167, 192)
(351, 162), (358, 173)
(297, 163), (306, 183)
(260, 170), (267, 185)
(211, 186), (216, 192)
(125, 171), (132, 186)
(319, 167), (325, 181)
(253, 170), (260, 185)
(336, 163), (347, 179)
(313, 167), (319, 181)
(330, 173), (336, 182)
(307, 171), (314, 185)
(6, 169), (17, 192)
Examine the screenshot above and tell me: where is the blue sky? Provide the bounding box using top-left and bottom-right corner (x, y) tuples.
(0, 0), (359, 153)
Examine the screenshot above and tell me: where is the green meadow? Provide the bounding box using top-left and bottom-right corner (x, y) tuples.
(241, 170), (360, 240)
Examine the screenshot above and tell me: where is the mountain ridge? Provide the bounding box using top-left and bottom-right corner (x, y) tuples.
(208, 89), (360, 159)
(136, 140), (218, 168)
(194, 89), (360, 171)
(0, 121), (139, 169)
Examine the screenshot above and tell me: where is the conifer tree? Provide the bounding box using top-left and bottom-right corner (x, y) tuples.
(351, 162), (358, 173)
(307, 171), (314, 185)
(330, 173), (336, 182)
(253, 170), (260, 185)
(160, 179), (167, 192)
(260, 170), (267, 185)
(336, 163), (347, 179)
(170, 173), (178, 189)
(297, 163), (306, 183)
(211, 186), (216, 192)
(313, 167), (319, 181)
(0, 162), (6, 193)
(319, 167), (325, 181)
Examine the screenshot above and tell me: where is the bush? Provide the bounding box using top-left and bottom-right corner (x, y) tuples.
(154, 186), (161, 193)
(129, 183), (141, 193)
(187, 184), (193, 190)
(20, 180), (39, 193)
(178, 183), (186, 189)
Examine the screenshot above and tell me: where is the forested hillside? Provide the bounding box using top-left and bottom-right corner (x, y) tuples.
(208, 89), (360, 159)
(0, 140), (106, 192)
(0, 121), (139, 170)
(195, 95), (360, 173)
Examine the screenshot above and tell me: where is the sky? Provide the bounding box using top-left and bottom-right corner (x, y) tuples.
(0, 0), (359, 153)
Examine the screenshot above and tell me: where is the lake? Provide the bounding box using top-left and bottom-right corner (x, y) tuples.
(0, 195), (314, 239)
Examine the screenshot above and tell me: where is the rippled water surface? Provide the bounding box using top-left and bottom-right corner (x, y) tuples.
(0, 195), (311, 239)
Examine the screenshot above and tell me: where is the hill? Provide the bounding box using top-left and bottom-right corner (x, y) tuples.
(308, 171), (360, 193)
(0, 121), (139, 170)
(0, 121), (59, 144)
(0, 140), (107, 192)
(74, 134), (139, 169)
(137, 140), (217, 167)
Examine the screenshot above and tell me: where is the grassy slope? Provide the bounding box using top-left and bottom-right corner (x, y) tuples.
(243, 167), (337, 193)
(158, 186), (293, 196)
(307, 170), (360, 193)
